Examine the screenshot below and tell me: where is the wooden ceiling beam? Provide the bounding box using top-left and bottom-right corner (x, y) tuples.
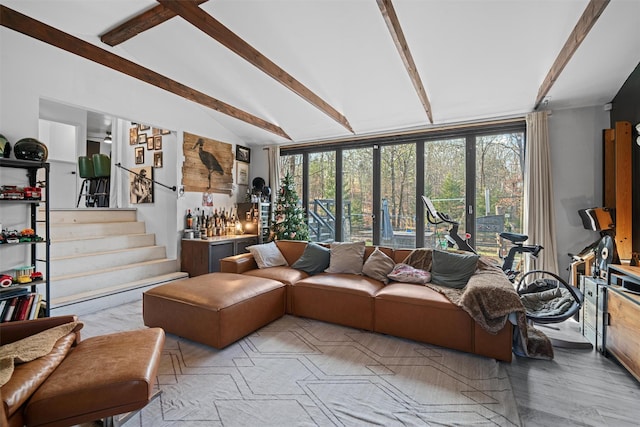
(0, 5), (290, 140)
(377, 0), (433, 124)
(100, 1), (209, 47)
(157, 0), (354, 134)
(534, 0), (610, 109)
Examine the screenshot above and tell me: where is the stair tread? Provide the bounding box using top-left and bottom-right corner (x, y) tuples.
(51, 272), (188, 306)
(51, 233), (151, 243)
(50, 258), (176, 281)
(50, 245), (163, 261)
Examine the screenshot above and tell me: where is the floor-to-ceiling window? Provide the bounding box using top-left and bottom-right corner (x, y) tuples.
(423, 137), (467, 250)
(343, 147), (374, 244)
(381, 143), (416, 249)
(281, 121), (525, 256)
(307, 151), (336, 242)
(474, 131), (525, 259)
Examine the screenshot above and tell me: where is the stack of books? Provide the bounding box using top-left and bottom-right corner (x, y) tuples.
(0, 288), (44, 322)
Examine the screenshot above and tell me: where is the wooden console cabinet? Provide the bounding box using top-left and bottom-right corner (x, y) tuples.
(605, 265), (640, 382)
(181, 235), (258, 277)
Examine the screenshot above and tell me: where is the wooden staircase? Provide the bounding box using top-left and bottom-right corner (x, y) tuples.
(40, 208), (187, 316)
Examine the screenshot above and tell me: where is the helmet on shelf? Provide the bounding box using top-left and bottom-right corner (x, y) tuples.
(13, 138), (48, 161)
(0, 134), (10, 158)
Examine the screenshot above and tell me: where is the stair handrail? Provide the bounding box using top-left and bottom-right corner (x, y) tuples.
(313, 199), (336, 221)
(115, 163), (177, 192)
(308, 209), (335, 241)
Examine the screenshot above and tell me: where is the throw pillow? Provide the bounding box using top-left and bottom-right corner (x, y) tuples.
(387, 263), (431, 284)
(247, 241), (288, 269)
(362, 247), (396, 284)
(325, 241), (366, 275)
(291, 242), (331, 275)
(430, 249), (479, 289)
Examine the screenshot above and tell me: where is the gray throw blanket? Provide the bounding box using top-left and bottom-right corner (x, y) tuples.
(403, 250), (554, 360)
(520, 287), (574, 318)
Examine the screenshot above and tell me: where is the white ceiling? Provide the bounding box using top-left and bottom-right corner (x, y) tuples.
(4, 0), (640, 146)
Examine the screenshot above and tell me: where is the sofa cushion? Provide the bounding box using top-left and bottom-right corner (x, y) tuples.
(275, 240), (311, 266)
(325, 241), (365, 274)
(247, 241), (288, 269)
(291, 242), (330, 275)
(244, 266), (309, 286)
(430, 249), (479, 289)
(295, 273), (384, 297)
(387, 263), (431, 284)
(362, 247), (396, 284)
(374, 282), (461, 310)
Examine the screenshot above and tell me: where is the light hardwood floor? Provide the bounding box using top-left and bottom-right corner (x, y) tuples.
(504, 319), (640, 426)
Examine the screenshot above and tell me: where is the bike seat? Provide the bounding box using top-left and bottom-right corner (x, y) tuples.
(500, 232), (528, 243)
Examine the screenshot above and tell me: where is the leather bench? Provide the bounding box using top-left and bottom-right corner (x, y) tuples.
(142, 272), (285, 348)
(23, 327), (164, 427)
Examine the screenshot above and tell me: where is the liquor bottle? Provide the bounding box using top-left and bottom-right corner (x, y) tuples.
(186, 209), (193, 229)
(220, 208), (227, 233)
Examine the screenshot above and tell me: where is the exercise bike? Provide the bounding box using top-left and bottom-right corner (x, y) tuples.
(422, 195), (476, 254)
(422, 195), (542, 282)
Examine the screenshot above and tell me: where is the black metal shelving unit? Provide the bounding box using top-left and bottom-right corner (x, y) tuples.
(0, 158), (50, 318)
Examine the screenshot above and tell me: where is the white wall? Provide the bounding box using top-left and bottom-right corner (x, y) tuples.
(548, 106), (610, 279)
(0, 28), (250, 261)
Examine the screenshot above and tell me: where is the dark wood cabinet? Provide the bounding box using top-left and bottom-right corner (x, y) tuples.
(181, 235), (258, 277)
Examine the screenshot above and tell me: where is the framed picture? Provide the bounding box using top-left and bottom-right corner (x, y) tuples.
(139, 124), (150, 131)
(161, 129), (171, 135)
(236, 145), (250, 163)
(147, 136), (154, 150)
(152, 127), (161, 136)
(154, 152), (163, 168)
(134, 147), (144, 164)
(129, 127), (138, 145)
(237, 161), (249, 185)
(129, 166), (153, 204)
(154, 135), (162, 150)
(138, 133), (147, 144)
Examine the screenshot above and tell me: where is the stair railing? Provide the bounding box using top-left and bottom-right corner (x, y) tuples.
(115, 163), (177, 192)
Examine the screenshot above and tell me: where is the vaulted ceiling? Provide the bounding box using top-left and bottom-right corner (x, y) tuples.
(2, 0), (639, 146)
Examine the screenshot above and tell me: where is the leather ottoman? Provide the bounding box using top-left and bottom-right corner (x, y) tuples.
(143, 272), (285, 348)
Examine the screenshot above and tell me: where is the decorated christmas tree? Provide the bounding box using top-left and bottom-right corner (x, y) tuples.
(270, 172), (309, 241)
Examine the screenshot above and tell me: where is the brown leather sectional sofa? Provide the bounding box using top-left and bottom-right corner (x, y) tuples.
(220, 240), (513, 362)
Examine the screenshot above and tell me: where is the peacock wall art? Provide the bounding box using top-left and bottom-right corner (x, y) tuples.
(182, 132), (234, 194)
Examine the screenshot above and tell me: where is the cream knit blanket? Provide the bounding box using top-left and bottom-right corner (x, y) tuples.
(0, 321), (82, 387)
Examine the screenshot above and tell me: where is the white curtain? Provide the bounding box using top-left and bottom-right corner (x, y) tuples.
(523, 111), (558, 274)
(267, 145), (280, 204)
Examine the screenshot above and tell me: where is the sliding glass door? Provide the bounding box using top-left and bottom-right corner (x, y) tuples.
(380, 144), (416, 249)
(307, 151), (336, 242)
(424, 137), (466, 250)
(475, 131), (525, 260)
(281, 122), (525, 250)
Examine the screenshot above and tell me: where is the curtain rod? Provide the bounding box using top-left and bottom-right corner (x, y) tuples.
(273, 115), (526, 150)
